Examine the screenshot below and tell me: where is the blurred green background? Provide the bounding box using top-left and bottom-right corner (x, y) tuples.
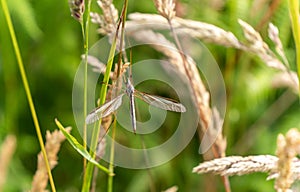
(0, 0), (299, 191)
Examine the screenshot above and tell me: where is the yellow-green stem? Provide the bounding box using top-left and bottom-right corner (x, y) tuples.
(81, 0), (92, 184)
(288, 0), (300, 95)
(107, 117), (117, 192)
(81, 1), (128, 190)
(81, 0), (89, 174)
(0, 0), (56, 191)
(81, 38), (117, 191)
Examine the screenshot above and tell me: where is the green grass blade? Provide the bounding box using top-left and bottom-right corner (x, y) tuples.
(55, 119), (112, 175)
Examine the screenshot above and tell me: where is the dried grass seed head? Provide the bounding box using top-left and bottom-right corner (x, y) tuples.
(97, 0), (118, 24)
(275, 128), (300, 191)
(69, 0), (85, 22)
(0, 135), (16, 191)
(127, 13), (241, 48)
(193, 155), (278, 176)
(271, 71), (299, 93)
(268, 23), (281, 48)
(238, 19), (266, 52)
(238, 19), (286, 70)
(31, 128), (71, 192)
(91, 0), (118, 35)
(154, 0), (176, 20)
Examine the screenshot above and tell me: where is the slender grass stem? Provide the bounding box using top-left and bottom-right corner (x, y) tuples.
(0, 0), (56, 191)
(107, 117), (117, 192)
(82, 0), (91, 174)
(81, 1), (128, 190)
(81, 45), (116, 191)
(287, 0), (300, 96)
(80, 0), (98, 190)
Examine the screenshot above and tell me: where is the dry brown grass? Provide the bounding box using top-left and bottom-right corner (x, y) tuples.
(31, 128), (71, 192)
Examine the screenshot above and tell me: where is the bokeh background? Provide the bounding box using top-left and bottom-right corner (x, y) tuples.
(0, 0), (299, 191)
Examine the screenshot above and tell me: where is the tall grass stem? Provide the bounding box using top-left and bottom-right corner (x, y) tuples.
(81, 0), (129, 190)
(288, 0), (300, 95)
(0, 0), (56, 191)
(82, 0), (91, 174)
(107, 117), (117, 192)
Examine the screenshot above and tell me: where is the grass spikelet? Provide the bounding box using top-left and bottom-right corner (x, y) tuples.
(127, 13), (241, 48)
(193, 155), (277, 176)
(238, 19), (286, 70)
(31, 127), (71, 192)
(97, 0), (118, 25)
(275, 128), (300, 191)
(69, 0), (85, 22)
(268, 23), (290, 68)
(193, 153), (300, 179)
(271, 71), (299, 93)
(0, 135), (16, 191)
(90, 0), (118, 35)
(154, 0), (176, 20)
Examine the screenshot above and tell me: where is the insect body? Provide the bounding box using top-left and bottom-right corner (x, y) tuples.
(86, 78), (186, 133)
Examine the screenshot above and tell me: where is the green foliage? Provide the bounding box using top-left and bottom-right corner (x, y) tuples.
(8, 0), (42, 40)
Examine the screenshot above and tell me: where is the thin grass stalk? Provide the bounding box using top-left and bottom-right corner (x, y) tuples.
(69, 0), (86, 165)
(140, 136), (156, 192)
(107, 117), (117, 192)
(81, 104), (104, 191)
(91, 129), (107, 192)
(81, 1), (128, 190)
(116, 0), (129, 79)
(0, 0), (56, 191)
(82, 0), (92, 174)
(287, 0), (300, 95)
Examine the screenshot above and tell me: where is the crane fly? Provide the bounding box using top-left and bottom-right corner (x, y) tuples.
(86, 77), (186, 133)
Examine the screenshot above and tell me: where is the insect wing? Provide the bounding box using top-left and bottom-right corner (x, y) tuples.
(86, 94), (125, 124)
(134, 91), (186, 112)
